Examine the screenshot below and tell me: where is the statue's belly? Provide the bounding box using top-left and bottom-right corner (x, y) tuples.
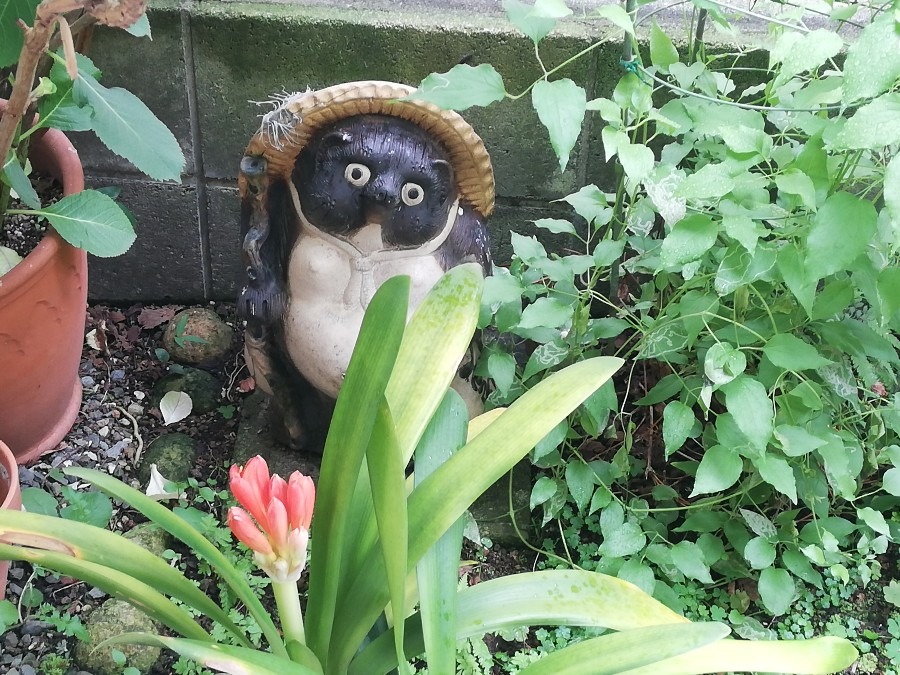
(283, 234), (445, 398)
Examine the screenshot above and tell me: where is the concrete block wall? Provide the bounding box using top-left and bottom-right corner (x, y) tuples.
(71, 0), (621, 302)
(78, 0), (629, 301)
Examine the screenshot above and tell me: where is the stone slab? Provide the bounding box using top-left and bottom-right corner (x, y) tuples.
(206, 184), (243, 300)
(189, 1), (606, 200)
(86, 178), (205, 302)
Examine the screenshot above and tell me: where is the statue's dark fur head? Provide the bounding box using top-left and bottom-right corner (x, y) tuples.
(292, 115), (457, 247)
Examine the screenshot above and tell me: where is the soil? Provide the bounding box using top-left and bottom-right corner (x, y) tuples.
(0, 184), (58, 259)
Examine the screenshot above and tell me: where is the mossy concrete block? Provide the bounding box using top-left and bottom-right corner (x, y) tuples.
(189, 2), (606, 199)
(69, 7), (193, 176)
(207, 184), (243, 299)
(74, 599), (161, 674)
(86, 178), (204, 302)
(137, 431), (199, 485)
(470, 460), (531, 547)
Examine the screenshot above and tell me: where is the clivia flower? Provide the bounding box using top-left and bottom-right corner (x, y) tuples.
(227, 455), (315, 583)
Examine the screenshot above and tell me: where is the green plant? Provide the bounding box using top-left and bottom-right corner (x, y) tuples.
(173, 313), (210, 348)
(33, 601), (90, 641)
(0, 0), (183, 268)
(0, 265), (858, 674)
(406, 0), (900, 624)
(38, 653), (72, 675)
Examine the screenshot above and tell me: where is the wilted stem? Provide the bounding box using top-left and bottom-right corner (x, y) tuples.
(273, 580), (306, 649)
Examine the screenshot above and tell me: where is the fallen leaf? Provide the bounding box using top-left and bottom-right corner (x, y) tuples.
(85, 326), (108, 353)
(160, 390), (192, 425)
(146, 464), (186, 501)
(125, 325), (141, 346)
(138, 306), (176, 330)
(238, 377), (256, 393)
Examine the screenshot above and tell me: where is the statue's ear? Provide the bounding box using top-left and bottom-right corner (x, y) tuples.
(432, 158), (454, 186)
(316, 129), (353, 155)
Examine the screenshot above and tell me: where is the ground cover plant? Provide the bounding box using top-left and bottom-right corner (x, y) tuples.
(405, 0), (900, 670)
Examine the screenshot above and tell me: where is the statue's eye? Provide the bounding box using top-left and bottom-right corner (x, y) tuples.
(344, 163), (371, 187)
(401, 182), (425, 206)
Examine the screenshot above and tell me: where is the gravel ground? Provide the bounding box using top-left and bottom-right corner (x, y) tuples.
(2, 302), (245, 675)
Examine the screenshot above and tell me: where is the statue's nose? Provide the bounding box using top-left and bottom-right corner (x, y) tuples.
(363, 179), (399, 207)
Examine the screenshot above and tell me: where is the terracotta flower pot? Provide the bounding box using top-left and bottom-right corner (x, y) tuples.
(0, 102), (88, 464)
(0, 440), (22, 600)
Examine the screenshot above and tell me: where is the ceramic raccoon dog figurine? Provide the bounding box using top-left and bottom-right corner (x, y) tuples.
(237, 81), (494, 449)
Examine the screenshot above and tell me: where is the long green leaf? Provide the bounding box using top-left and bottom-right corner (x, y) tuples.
(332, 357), (623, 669)
(517, 623), (730, 675)
(407, 357), (622, 565)
(387, 262), (484, 462)
(105, 633), (320, 675)
(72, 66), (184, 181)
(306, 275), (409, 666)
(353, 569), (687, 674)
(366, 398), (410, 675)
(62, 469), (276, 653)
(413, 391), (468, 675)
(619, 636), (859, 674)
(339, 264), (483, 590)
(0, 544), (209, 641)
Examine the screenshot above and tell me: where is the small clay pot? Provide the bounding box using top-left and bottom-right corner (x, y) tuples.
(0, 440), (22, 600)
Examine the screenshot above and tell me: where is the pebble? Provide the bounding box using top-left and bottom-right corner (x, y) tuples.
(80, 375), (95, 388)
(128, 403), (145, 416)
(20, 620), (50, 636)
(111, 369), (126, 381)
(107, 440), (128, 458)
(134, 390), (146, 400)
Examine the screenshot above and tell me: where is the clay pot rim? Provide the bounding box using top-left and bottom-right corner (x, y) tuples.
(0, 440), (20, 509)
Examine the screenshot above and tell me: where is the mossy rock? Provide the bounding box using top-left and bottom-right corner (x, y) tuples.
(123, 522), (172, 557)
(151, 366), (222, 415)
(74, 599), (160, 674)
(162, 307), (234, 366)
(137, 432), (198, 485)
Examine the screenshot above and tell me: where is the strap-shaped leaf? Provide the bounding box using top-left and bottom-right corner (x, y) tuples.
(366, 398), (410, 674)
(305, 275), (409, 665)
(387, 262), (484, 463)
(353, 569), (687, 674)
(516, 623), (730, 675)
(339, 264), (483, 589)
(413, 391), (468, 675)
(332, 357), (623, 670)
(619, 635), (859, 675)
(0, 543), (209, 641)
(61, 469), (277, 654)
(103, 633), (321, 675)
